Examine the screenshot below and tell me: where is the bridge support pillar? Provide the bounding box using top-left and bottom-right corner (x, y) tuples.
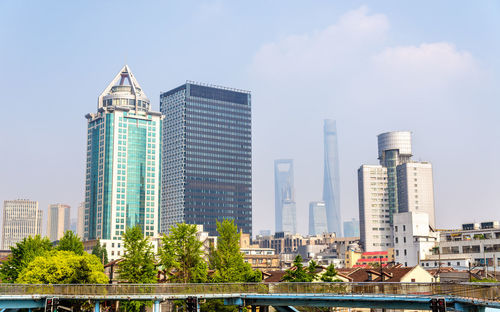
(154, 300), (161, 312)
(94, 300), (100, 312)
(251, 306), (257, 312)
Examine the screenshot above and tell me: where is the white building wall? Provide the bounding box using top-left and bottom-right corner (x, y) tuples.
(358, 165), (392, 252)
(47, 204), (71, 241)
(77, 202), (85, 238)
(394, 211), (438, 267)
(2, 199), (43, 249)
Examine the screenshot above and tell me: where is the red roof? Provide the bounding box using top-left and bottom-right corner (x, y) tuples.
(362, 251), (388, 256)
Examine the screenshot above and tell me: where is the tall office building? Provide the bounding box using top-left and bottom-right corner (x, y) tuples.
(274, 159), (297, 234)
(47, 203), (70, 241)
(377, 131), (412, 224)
(358, 165), (391, 251)
(397, 162), (435, 228)
(160, 82), (252, 236)
(343, 218), (360, 237)
(358, 131), (435, 252)
(84, 65), (162, 260)
(77, 202), (85, 238)
(322, 120), (341, 236)
(2, 199), (42, 249)
(309, 201), (327, 236)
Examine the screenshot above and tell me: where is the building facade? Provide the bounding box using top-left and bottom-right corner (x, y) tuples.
(84, 65), (162, 261)
(309, 201), (327, 236)
(160, 82), (252, 236)
(358, 165), (392, 252)
(393, 211), (438, 267)
(377, 131), (412, 225)
(431, 221), (500, 271)
(47, 203), (71, 241)
(1, 199), (42, 249)
(275, 159), (297, 234)
(322, 120), (342, 236)
(77, 202), (85, 238)
(397, 162), (436, 228)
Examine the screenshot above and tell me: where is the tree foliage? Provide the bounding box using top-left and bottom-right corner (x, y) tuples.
(160, 223), (207, 283)
(283, 255), (310, 282)
(16, 250), (107, 284)
(56, 230), (84, 255)
(118, 226), (157, 284)
(210, 219), (261, 282)
(320, 263), (342, 282)
(0, 235), (52, 282)
(92, 240), (108, 265)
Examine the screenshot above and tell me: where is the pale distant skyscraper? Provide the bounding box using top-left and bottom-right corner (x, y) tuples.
(322, 119), (341, 236)
(397, 162), (436, 228)
(2, 199), (42, 249)
(343, 218), (360, 237)
(84, 65), (162, 261)
(47, 204), (70, 241)
(309, 201), (327, 236)
(274, 159), (297, 234)
(77, 202), (85, 238)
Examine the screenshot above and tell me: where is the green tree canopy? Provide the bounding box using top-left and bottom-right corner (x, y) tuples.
(210, 219), (261, 283)
(16, 250), (107, 284)
(160, 223), (207, 283)
(0, 235), (52, 282)
(91, 240), (108, 265)
(118, 226), (157, 284)
(320, 263), (342, 282)
(283, 254), (311, 282)
(306, 259), (319, 282)
(56, 230), (84, 255)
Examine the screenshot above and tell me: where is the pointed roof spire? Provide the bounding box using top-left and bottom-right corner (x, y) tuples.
(98, 65), (150, 110)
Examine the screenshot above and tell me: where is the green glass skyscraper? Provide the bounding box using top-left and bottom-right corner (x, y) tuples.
(84, 65), (162, 261)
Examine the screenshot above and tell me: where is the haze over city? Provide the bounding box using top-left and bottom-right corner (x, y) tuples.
(1, 1), (499, 237)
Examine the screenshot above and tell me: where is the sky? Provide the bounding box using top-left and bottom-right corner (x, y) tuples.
(0, 1), (499, 237)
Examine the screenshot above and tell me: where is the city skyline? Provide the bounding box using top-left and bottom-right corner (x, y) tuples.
(1, 2), (499, 237)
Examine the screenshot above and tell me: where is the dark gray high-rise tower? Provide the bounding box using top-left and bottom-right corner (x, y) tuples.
(322, 119), (342, 236)
(160, 82), (252, 236)
(274, 159), (296, 234)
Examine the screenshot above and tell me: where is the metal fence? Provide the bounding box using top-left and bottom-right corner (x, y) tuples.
(0, 283), (498, 301)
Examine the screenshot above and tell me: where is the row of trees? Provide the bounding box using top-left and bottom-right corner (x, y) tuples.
(282, 255), (342, 283)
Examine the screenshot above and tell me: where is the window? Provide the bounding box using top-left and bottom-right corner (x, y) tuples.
(404, 249), (407, 256)
(403, 225), (406, 232)
(403, 237), (406, 243)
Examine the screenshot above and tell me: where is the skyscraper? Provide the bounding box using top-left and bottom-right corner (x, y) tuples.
(77, 202), (85, 238)
(358, 131), (435, 252)
(47, 203), (70, 241)
(377, 131), (412, 225)
(274, 159), (297, 234)
(84, 65), (162, 260)
(397, 162), (435, 228)
(322, 119), (341, 236)
(2, 199), (42, 249)
(343, 218), (360, 237)
(160, 82), (252, 236)
(358, 165), (391, 251)
(309, 201), (327, 236)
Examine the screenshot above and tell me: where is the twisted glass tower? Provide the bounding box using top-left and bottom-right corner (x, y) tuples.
(322, 119), (342, 236)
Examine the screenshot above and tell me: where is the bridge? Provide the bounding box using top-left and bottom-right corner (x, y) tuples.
(0, 282), (499, 312)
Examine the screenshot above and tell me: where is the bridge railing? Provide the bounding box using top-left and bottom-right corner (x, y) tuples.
(0, 283), (498, 301)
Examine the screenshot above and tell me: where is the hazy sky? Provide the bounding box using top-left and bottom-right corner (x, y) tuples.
(1, 1), (499, 237)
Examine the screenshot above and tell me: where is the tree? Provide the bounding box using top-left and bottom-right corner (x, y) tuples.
(282, 255), (310, 282)
(210, 219), (261, 283)
(307, 259), (319, 282)
(159, 223), (207, 283)
(320, 263), (342, 282)
(92, 240), (109, 265)
(0, 235), (52, 283)
(118, 226), (157, 283)
(16, 250), (107, 284)
(118, 226), (157, 312)
(56, 230), (84, 255)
